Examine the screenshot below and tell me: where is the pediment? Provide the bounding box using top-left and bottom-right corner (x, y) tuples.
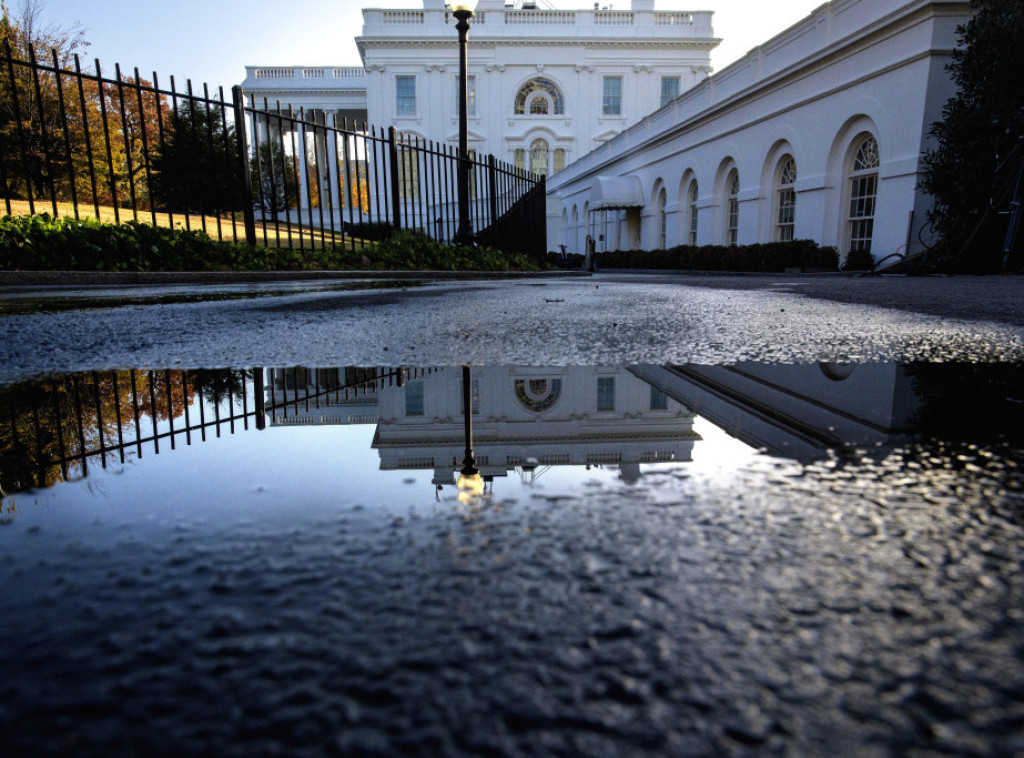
(593, 129), (620, 144)
(445, 129), (486, 143)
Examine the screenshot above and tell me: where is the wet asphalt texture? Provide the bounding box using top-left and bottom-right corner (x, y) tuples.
(1, 273), (1024, 756)
(2, 439), (1023, 757)
(0, 274), (1023, 381)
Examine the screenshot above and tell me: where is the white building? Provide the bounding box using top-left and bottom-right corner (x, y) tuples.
(265, 366), (699, 486)
(546, 0), (972, 264)
(242, 0), (718, 178)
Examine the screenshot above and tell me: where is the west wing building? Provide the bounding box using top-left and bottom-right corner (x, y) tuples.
(547, 0), (971, 265)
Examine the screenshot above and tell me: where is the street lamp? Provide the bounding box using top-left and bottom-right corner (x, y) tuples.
(452, 0), (478, 246)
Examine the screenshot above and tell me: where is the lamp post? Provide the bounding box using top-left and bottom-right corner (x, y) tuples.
(452, 0), (478, 246)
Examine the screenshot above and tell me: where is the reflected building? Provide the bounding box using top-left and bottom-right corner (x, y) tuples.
(266, 366), (699, 485)
(631, 363), (921, 461)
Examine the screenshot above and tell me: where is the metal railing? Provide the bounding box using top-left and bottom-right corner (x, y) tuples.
(0, 42), (547, 258)
(0, 366), (432, 495)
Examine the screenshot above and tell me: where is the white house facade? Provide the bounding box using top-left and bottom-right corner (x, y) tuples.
(242, 0), (718, 179)
(546, 0), (971, 266)
(265, 366), (698, 488)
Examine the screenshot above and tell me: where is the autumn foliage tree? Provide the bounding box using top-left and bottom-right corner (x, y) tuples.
(0, 0), (171, 212)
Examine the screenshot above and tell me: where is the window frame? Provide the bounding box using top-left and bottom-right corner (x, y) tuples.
(688, 179), (699, 245)
(847, 136), (880, 255)
(775, 156), (797, 242)
(660, 76), (680, 108)
(602, 76), (623, 116)
(395, 75), (416, 117)
(725, 169), (740, 246)
(597, 376), (616, 412)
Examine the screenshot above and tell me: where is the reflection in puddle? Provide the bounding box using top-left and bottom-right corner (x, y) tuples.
(1, 363), (1023, 755)
(3, 362), (1020, 500)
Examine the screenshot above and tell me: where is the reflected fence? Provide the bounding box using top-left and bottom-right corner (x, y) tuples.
(0, 42), (546, 257)
(0, 367), (431, 494)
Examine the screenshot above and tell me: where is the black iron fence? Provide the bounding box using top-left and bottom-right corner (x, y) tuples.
(0, 366), (431, 495)
(0, 42), (546, 258)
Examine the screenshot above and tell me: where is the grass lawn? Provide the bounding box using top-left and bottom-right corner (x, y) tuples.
(4, 199), (371, 251)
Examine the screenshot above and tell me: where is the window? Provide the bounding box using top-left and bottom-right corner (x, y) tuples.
(530, 138), (549, 176)
(657, 187), (668, 250)
(553, 149), (565, 174)
(396, 76), (416, 116)
(650, 385), (668, 410)
(597, 376), (615, 411)
(726, 169), (740, 245)
(776, 157), (797, 242)
(514, 78), (564, 115)
(603, 77), (622, 116)
(405, 381), (424, 416)
(688, 180), (698, 245)
(455, 74), (476, 117)
(848, 137), (879, 255)
(468, 148), (478, 200)
(514, 149), (525, 170)
(660, 76), (679, 108)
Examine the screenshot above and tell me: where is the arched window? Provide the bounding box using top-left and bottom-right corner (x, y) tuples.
(530, 138), (549, 176)
(726, 169), (740, 245)
(848, 136), (879, 255)
(514, 78), (565, 115)
(776, 157), (797, 242)
(657, 187), (668, 249)
(688, 179), (698, 245)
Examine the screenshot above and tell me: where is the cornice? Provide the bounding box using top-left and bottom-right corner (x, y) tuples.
(361, 39), (718, 51)
(243, 88), (366, 98)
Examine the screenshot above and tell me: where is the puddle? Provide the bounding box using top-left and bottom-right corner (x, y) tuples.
(1, 362), (1023, 755)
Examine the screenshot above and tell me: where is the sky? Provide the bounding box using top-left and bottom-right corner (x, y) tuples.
(26, 0), (826, 93)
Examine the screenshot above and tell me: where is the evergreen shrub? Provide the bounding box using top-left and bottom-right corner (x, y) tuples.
(596, 240), (839, 272)
(0, 215), (538, 272)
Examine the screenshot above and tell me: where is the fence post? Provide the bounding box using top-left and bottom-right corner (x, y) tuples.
(231, 85), (257, 247)
(536, 174), (547, 257)
(487, 155), (498, 231)
(387, 126), (402, 230)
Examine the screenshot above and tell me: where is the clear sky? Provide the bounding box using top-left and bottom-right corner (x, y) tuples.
(28, 0), (825, 93)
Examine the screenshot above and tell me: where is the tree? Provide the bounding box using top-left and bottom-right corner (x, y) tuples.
(150, 99), (241, 216)
(0, 0), (89, 205)
(250, 139), (298, 218)
(920, 0), (1024, 271)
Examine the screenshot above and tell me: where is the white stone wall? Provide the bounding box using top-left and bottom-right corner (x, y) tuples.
(547, 0), (971, 264)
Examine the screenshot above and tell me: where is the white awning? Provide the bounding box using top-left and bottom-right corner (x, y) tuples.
(589, 175), (644, 210)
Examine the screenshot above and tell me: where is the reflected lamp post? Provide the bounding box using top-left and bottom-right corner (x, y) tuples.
(452, 0), (478, 246)
(456, 365), (484, 496)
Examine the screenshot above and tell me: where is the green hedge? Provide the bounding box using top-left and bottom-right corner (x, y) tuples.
(0, 215), (538, 272)
(596, 240), (840, 272)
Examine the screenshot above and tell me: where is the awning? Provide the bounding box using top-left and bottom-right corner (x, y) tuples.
(589, 175), (644, 210)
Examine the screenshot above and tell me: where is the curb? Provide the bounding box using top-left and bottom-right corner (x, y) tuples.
(0, 269), (592, 287)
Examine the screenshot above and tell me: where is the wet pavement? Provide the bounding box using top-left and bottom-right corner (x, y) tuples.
(1, 275), (1023, 756)
(1, 274), (1023, 382)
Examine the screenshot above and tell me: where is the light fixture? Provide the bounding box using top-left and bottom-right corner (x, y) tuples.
(451, 0), (478, 13)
